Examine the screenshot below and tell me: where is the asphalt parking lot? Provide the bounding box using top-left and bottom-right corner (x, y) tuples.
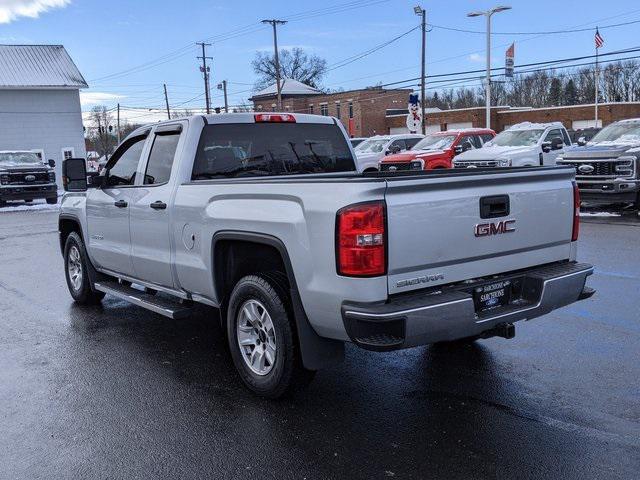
(1, 206), (639, 479)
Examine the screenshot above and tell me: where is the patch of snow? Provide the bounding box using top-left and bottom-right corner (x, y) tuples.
(579, 211), (622, 217)
(507, 121), (564, 131)
(0, 199), (59, 213)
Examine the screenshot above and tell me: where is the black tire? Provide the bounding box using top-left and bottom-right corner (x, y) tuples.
(226, 273), (315, 398)
(64, 232), (105, 305)
(46, 197), (58, 205)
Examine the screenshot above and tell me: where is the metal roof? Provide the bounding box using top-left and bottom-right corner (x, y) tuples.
(0, 45), (87, 89)
(250, 78), (321, 99)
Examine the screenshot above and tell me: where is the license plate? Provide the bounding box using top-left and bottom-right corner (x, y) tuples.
(473, 280), (511, 313)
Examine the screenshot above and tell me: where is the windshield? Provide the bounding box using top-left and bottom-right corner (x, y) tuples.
(355, 138), (389, 154)
(591, 122), (640, 144)
(487, 129), (545, 147)
(413, 134), (456, 151)
(0, 152), (42, 166)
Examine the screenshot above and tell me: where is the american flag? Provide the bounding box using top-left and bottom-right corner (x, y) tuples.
(595, 28), (604, 49)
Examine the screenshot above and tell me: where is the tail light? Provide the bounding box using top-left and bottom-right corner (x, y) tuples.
(572, 181), (580, 241)
(254, 113), (296, 123)
(336, 201), (386, 277)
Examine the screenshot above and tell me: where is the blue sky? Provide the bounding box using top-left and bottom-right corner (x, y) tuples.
(1, 0), (639, 123)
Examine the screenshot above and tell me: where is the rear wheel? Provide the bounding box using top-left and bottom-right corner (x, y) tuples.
(64, 232), (105, 305)
(226, 273), (315, 398)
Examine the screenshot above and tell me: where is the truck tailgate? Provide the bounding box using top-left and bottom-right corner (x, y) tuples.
(384, 167), (576, 295)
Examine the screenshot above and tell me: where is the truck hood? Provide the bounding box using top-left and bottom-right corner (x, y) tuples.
(381, 149), (447, 163)
(563, 143), (638, 159)
(456, 145), (536, 161)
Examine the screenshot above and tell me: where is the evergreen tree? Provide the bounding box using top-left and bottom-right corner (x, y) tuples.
(549, 77), (563, 106)
(564, 79), (578, 105)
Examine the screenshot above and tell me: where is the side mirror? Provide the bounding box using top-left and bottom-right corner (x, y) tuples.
(551, 137), (564, 150)
(47, 159), (56, 168)
(86, 171), (104, 188)
(454, 145), (464, 155)
(577, 136), (587, 146)
(541, 141), (552, 153)
(62, 158), (87, 192)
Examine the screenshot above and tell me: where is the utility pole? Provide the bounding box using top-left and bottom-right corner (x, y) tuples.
(467, 6), (511, 129)
(196, 42), (212, 114)
(163, 83), (171, 119)
(218, 80), (229, 113)
(414, 6), (426, 134)
(116, 103), (121, 144)
(261, 19), (287, 110)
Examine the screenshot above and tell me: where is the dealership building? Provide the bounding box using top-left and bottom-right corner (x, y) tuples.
(250, 80), (640, 136)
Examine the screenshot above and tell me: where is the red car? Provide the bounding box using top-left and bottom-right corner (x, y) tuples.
(379, 128), (495, 171)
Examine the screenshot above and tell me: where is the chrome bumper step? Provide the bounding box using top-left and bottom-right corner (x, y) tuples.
(94, 280), (193, 319)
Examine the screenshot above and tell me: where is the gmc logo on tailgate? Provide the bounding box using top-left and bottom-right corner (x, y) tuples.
(474, 219), (516, 237)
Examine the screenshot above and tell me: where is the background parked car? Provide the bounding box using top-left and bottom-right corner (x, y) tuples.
(453, 122), (571, 168)
(558, 118), (640, 209)
(0, 151), (58, 206)
(568, 127), (602, 146)
(379, 128), (495, 171)
(353, 134), (424, 172)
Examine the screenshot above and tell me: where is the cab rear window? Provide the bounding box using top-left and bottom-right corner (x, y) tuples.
(191, 123), (355, 179)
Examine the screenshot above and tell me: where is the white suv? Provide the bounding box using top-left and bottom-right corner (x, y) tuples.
(454, 122), (572, 168)
(353, 134), (424, 172)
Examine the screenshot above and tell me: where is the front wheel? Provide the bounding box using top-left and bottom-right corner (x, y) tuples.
(64, 232), (105, 304)
(226, 274), (315, 398)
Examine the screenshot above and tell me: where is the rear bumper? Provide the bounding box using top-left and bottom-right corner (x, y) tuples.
(341, 261), (594, 351)
(0, 184), (57, 201)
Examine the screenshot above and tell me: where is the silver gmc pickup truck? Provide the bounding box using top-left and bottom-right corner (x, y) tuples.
(59, 113), (594, 397)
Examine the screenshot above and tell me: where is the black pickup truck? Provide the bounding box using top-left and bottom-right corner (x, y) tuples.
(0, 151), (58, 206)
(557, 119), (640, 210)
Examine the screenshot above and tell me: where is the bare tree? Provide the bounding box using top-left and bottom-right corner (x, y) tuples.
(252, 47), (328, 91)
(88, 106), (116, 159)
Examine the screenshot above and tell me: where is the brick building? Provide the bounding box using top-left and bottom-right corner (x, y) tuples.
(250, 79), (411, 137)
(385, 102), (640, 134)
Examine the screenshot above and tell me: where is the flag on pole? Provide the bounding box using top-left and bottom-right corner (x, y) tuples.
(595, 28), (604, 49)
(505, 43), (515, 78)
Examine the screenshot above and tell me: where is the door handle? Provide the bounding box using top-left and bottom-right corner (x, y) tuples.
(114, 200), (128, 208)
(150, 201), (167, 210)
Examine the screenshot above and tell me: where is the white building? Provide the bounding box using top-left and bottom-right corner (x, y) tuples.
(0, 45), (87, 186)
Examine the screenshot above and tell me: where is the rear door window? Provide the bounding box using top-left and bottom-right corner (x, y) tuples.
(481, 134), (494, 144)
(144, 131), (180, 185)
(192, 123), (355, 179)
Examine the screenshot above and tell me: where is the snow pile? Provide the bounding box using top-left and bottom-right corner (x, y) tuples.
(507, 121), (564, 131)
(0, 200), (59, 213)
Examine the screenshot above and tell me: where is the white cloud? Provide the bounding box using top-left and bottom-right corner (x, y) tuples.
(0, 0), (70, 24)
(469, 53), (484, 63)
(80, 91), (124, 106)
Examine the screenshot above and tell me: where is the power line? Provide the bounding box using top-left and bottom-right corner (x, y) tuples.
(326, 25), (420, 72)
(428, 17), (640, 36)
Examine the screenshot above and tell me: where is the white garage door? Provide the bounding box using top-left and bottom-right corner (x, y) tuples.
(447, 122), (473, 130)
(572, 120), (602, 129)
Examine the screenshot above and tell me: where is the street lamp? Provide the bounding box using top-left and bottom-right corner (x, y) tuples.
(414, 5), (426, 134)
(467, 5), (511, 129)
